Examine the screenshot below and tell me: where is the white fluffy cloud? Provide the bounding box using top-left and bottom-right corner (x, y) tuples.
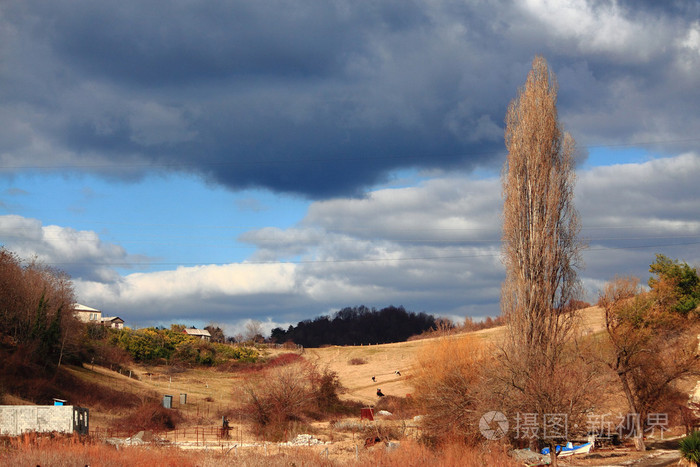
(521, 0), (667, 61)
(5, 153), (700, 330)
(0, 215), (130, 282)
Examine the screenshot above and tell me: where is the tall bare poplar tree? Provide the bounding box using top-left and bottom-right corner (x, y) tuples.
(500, 56), (584, 464)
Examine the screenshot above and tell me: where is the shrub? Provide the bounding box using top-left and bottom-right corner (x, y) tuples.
(242, 361), (355, 441)
(236, 353), (303, 374)
(332, 419), (365, 432)
(411, 335), (488, 445)
(367, 438), (519, 466)
(267, 353), (304, 368)
(680, 431), (700, 464)
(113, 400), (184, 432)
(0, 433), (337, 466)
(110, 327), (259, 365)
(243, 362), (314, 440)
(349, 357), (367, 365)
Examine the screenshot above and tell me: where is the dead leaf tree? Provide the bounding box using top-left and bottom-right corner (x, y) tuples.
(598, 276), (700, 451)
(500, 56), (584, 465)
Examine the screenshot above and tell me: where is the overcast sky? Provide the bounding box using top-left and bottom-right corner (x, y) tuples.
(1, 0), (698, 337)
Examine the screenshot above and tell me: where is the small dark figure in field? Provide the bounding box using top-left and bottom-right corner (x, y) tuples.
(377, 388), (384, 397)
(372, 376), (376, 382)
(395, 370), (401, 376)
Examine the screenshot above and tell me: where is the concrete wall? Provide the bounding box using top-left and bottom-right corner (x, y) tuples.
(0, 405), (89, 436)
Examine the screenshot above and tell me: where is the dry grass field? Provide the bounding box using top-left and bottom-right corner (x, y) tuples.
(302, 306), (606, 405)
(11, 306), (683, 466)
(50, 306), (607, 433)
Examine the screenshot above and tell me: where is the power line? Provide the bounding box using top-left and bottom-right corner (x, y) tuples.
(3, 228), (699, 250)
(31, 240), (700, 268)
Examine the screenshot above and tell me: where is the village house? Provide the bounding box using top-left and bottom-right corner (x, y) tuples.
(73, 303), (102, 324)
(73, 304), (125, 329)
(183, 328), (211, 341)
(100, 316), (124, 329)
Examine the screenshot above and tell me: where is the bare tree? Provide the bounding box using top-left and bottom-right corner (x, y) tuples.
(500, 56), (584, 465)
(598, 276), (700, 451)
(245, 319), (264, 343)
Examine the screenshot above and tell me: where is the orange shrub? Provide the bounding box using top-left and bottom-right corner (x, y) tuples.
(366, 438), (518, 466)
(411, 336), (490, 445)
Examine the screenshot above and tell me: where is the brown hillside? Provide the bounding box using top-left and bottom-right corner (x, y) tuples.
(302, 306), (606, 405)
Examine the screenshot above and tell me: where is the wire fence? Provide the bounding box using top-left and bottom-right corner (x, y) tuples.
(90, 425), (249, 447)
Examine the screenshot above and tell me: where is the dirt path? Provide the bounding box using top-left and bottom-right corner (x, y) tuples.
(625, 450), (681, 466)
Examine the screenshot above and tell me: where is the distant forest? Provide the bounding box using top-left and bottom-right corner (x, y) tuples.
(270, 305), (437, 347)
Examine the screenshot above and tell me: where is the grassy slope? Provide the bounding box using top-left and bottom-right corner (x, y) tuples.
(303, 306), (606, 405)
(2, 307), (607, 429)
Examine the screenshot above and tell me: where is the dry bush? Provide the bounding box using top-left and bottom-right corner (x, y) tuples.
(267, 353), (304, 368)
(242, 361), (336, 440)
(241, 359), (361, 440)
(113, 400), (184, 432)
(331, 418), (403, 440)
(236, 352), (305, 374)
(348, 357), (368, 365)
(85, 338), (132, 372)
(411, 336), (489, 445)
(366, 437), (518, 466)
(0, 431), (519, 466)
(367, 421), (404, 440)
(331, 419), (365, 432)
(0, 433), (335, 467)
(374, 395), (418, 419)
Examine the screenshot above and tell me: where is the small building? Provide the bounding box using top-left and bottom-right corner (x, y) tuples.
(100, 316), (124, 329)
(74, 304), (125, 329)
(0, 405), (89, 436)
(184, 328), (211, 341)
(73, 303), (102, 324)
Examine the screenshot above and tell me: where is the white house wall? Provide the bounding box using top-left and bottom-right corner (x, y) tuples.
(0, 405), (79, 436)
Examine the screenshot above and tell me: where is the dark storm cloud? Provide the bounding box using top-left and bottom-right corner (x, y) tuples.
(1, 0), (698, 197)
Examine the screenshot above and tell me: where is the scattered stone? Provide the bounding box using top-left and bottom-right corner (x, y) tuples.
(104, 430), (168, 447)
(282, 434), (328, 446)
(377, 410), (393, 416)
(509, 448), (551, 465)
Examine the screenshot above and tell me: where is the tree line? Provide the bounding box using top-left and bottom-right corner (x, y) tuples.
(0, 248), (78, 368)
(0, 246), (262, 381)
(270, 305), (437, 347)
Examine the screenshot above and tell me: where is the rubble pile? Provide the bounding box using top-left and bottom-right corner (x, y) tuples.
(282, 434), (328, 446)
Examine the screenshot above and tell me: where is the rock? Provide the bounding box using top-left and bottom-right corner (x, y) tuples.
(509, 448), (551, 465)
(386, 441), (400, 452)
(283, 434), (328, 446)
